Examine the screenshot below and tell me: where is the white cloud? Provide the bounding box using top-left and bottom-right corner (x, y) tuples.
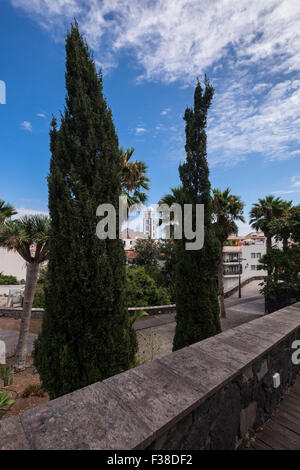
(21, 121), (32, 132)
(135, 126), (146, 135)
(11, 0), (300, 163)
(36, 112), (47, 118)
(161, 108), (171, 116)
(291, 176), (300, 188)
(13, 208), (49, 219)
(272, 189), (300, 195)
(272, 176), (300, 195)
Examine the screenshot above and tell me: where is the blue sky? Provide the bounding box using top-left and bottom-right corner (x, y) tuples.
(1, 0), (300, 234)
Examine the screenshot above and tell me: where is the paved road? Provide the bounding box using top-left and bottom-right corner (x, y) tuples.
(0, 328), (36, 358)
(137, 280), (265, 362)
(0, 280), (265, 363)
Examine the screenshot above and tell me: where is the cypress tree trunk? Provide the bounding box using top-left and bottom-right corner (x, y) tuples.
(173, 79), (221, 351)
(14, 262), (39, 371)
(34, 22), (137, 398)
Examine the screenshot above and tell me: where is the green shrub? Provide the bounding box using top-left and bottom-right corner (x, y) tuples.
(32, 267), (47, 308)
(33, 283), (45, 308)
(0, 391), (14, 414)
(22, 384), (45, 398)
(0, 272), (19, 285)
(0, 365), (14, 386)
(126, 266), (171, 307)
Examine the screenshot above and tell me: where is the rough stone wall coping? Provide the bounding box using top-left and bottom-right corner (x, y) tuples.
(1, 303), (300, 450)
(0, 305), (177, 319)
(0, 307), (44, 320)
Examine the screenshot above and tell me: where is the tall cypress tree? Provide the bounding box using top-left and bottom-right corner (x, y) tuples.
(173, 78), (221, 351)
(34, 22), (137, 399)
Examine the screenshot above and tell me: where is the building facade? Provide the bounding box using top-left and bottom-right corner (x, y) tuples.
(143, 207), (158, 239)
(223, 233), (268, 291)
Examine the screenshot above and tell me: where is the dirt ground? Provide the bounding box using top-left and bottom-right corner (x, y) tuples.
(0, 317), (42, 334)
(0, 314), (151, 335)
(0, 357), (49, 421)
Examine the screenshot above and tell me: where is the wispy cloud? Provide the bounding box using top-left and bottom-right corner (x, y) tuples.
(11, 0), (300, 163)
(135, 126), (146, 135)
(272, 176), (300, 195)
(21, 121), (32, 132)
(291, 176), (300, 188)
(161, 108), (171, 116)
(13, 207), (49, 219)
(36, 112), (47, 118)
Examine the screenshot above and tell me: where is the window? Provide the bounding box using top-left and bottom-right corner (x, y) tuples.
(257, 253), (261, 259)
(251, 265), (256, 271)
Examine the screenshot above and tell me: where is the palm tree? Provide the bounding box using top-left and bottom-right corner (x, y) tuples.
(120, 147), (150, 206)
(249, 195), (284, 253)
(213, 188), (245, 318)
(160, 185), (186, 238)
(0, 215), (50, 370)
(0, 200), (17, 224)
(279, 200), (293, 249)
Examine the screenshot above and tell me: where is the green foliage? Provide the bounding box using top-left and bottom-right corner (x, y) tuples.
(212, 188), (244, 244)
(289, 205), (300, 242)
(135, 238), (160, 268)
(34, 22), (137, 399)
(0, 365), (14, 387)
(125, 266), (171, 307)
(22, 384), (45, 398)
(0, 216), (50, 267)
(137, 330), (164, 363)
(128, 310), (148, 327)
(249, 195), (286, 252)
(0, 391), (14, 414)
(173, 78), (221, 351)
(32, 283), (45, 308)
(268, 204), (300, 246)
(120, 147), (150, 205)
(258, 246), (300, 299)
(159, 239), (177, 302)
(0, 272), (19, 285)
(32, 267), (47, 308)
(0, 200), (17, 224)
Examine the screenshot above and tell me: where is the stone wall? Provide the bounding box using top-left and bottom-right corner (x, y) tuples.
(0, 304), (176, 320)
(1, 303), (300, 450)
(128, 304), (176, 316)
(0, 307), (44, 319)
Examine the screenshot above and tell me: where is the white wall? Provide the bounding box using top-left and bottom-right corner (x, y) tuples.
(224, 275), (240, 291)
(242, 242), (267, 278)
(0, 248), (27, 281)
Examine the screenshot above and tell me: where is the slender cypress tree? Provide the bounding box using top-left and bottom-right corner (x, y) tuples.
(173, 78), (221, 351)
(34, 22), (137, 398)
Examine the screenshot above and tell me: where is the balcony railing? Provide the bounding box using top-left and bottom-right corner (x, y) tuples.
(224, 269), (242, 275)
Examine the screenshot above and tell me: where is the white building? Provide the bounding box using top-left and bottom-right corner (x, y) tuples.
(121, 228), (146, 250)
(223, 237), (267, 291)
(143, 207), (158, 239)
(0, 247), (27, 281)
